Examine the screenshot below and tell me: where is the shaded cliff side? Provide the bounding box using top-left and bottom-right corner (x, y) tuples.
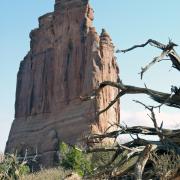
(5, 0), (120, 167)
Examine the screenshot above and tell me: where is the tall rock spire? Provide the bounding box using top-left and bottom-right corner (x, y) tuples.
(5, 0), (120, 167)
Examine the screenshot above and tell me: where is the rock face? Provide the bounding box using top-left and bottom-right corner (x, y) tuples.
(5, 0), (120, 167)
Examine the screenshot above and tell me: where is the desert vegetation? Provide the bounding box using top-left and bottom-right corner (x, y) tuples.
(0, 153), (29, 179)
(1, 142), (179, 179)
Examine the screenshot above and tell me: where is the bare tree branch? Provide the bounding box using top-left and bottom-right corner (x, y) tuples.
(140, 50), (169, 79)
(116, 39), (166, 53)
(117, 39), (180, 78)
(98, 91), (124, 115)
(85, 147), (118, 153)
(87, 126), (180, 140)
(81, 80), (180, 109)
(133, 100), (165, 142)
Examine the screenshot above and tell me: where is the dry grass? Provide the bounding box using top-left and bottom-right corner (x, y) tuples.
(0, 152), (4, 163)
(21, 167), (73, 180)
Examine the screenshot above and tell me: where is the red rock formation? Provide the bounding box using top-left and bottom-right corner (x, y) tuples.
(5, 0), (120, 167)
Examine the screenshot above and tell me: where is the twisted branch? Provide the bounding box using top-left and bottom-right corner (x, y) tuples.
(81, 80), (180, 110)
(117, 39), (180, 78)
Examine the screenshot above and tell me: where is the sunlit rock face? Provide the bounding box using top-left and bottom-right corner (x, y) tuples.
(5, 0), (120, 167)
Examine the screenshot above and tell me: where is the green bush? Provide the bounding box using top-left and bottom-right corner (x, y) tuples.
(0, 154), (30, 180)
(59, 142), (93, 176)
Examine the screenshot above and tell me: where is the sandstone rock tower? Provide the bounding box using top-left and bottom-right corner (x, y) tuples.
(6, 0), (120, 167)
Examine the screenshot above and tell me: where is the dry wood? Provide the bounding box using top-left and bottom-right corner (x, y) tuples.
(134, 100), (165, 142)
(81, 80), (180, 111)
(140, 50), (168, 79)
(87, 126), (180, 140)
(85, 147), (118, 153)
(81, 39), (180, 179)
(134, 144), (153, 180)
(117, 39), (167, 53)
(117, 39), (180, 78)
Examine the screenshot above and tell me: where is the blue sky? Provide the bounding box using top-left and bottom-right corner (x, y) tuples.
(1, 0), (180, 152)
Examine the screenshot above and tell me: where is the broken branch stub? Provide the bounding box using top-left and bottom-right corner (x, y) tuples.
(134, 144), (153, 180)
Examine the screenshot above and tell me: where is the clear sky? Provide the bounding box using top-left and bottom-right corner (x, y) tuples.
(1, 0), (180, 152)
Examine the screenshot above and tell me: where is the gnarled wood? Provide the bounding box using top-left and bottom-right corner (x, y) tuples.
(134, 144), (153, 180)
(81, 80), (180, 110)
(117, 39), (180, 78)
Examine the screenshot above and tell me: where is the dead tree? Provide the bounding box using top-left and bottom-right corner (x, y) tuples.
(81, 39), (180, 179)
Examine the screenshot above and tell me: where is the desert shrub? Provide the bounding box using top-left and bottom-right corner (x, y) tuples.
(91, 150), (113, 168)
(0, 153), (30, 180)
(90, 144), (127, 169)
(150, 150), (180, 179)
(59, 142), (93, 176)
